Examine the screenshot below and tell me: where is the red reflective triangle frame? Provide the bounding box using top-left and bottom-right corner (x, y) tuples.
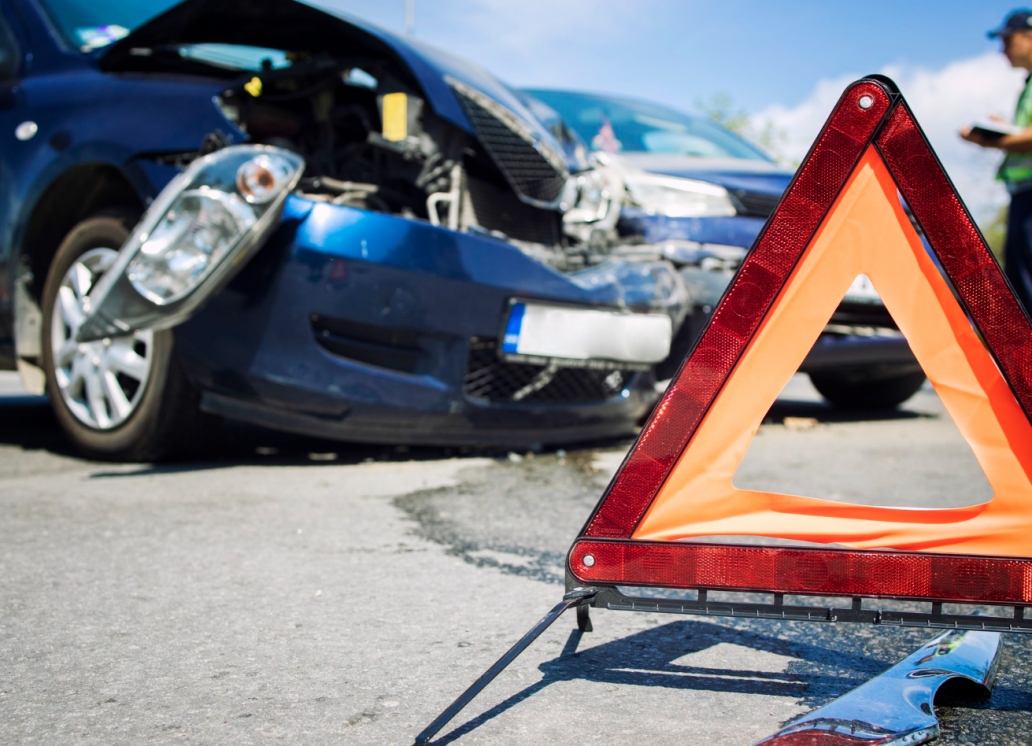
(568, 77), (1032, 606)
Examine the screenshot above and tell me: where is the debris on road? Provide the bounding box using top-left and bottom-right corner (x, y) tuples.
(757, 628), (1001, 745)
(783, 416), (820, 432)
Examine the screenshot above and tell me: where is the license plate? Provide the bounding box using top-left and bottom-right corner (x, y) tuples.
(501, 301), (672, 365)
(843, 274), (882, 304)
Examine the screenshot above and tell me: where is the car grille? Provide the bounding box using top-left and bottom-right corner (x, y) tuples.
(466, 175), (562, 245)
(464, 338), (631, 404)
(449, 79), (567, 207)
(730, 189), (781, 219)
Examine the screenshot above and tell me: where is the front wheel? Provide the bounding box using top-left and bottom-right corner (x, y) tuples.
(40, 212), (212, 461)
(808, 367), (927, 410)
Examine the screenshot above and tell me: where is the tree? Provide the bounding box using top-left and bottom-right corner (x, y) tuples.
(982, 205), (1007, 266)
(694, 92), (788, 163)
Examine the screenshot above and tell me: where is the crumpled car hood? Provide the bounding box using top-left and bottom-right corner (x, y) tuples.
(98, 0), (568, 166)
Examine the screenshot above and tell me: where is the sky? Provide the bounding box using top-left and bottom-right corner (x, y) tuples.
(315, 1), (1029, 225)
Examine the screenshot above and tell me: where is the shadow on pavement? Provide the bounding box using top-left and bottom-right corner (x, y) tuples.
(0, 387), (932, 474)
(765, 397), (931, 425)
(0, 394), (627, 474)
(429, 616), (1032, 744)
(429, 619), (885, 745)
(0, 396), (80, 458)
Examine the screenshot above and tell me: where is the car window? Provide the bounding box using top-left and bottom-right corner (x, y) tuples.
(36, 0), (182, 51)
(525, 89), (772, 162)
(178, 44), (291, 71)
(0, 13), (20, 81)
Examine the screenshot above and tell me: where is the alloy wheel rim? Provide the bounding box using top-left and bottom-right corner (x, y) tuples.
(50, 247), (154, 430)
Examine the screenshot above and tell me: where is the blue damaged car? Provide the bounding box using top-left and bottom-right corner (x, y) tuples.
(526, 89), (926, 410)
(1, 0), (690, 460)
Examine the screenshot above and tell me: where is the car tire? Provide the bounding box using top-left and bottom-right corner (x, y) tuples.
(808, 367), (927, 410)
(40, 211), (213, 461)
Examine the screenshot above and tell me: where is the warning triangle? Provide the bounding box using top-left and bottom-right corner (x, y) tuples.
(568, 77), (1032, 605)
(415, 78), (1032, 746)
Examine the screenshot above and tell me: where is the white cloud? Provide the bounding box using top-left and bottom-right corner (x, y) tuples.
(753, 54), (1026, 225)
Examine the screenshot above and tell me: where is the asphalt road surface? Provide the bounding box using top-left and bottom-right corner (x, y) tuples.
(2, 371), (1030, 745)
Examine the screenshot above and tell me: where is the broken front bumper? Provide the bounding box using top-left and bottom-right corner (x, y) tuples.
(170, 197), (677, 446)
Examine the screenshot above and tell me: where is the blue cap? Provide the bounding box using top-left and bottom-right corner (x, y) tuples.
(989, 10), (1032, 38)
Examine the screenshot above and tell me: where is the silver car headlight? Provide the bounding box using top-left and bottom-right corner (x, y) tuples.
(624, 173), (736, 218)
(77, 145), (305, 341)
(126, 149), (302, 305)
(561, 169), (611, 221)
(562, 165), (624, 244)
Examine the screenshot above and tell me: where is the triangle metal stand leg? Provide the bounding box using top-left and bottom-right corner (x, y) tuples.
(576, 603), (592, 632)
(414, 589), (596, 745)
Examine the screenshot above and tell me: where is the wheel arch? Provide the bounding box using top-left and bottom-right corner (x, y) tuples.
(14, 163), (147, 392)
(20, 163), (146, 302)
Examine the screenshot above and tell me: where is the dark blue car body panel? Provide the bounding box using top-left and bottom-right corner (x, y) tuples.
(0, 0), (651, 445)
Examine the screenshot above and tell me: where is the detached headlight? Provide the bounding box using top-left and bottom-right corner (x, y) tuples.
(76, 145), (305, 341)
(127, 150), (301, 305)
(624, 174), (736, 218)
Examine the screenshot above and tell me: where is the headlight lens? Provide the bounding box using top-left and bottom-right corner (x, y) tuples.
(561, 164), (624, 245)
(127, 189), (256, 303)
(624, 174), (736, 218)
(562, 169), (612, 223)
(122, 146), (304, 306)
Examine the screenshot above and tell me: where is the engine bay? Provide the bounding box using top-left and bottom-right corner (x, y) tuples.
(107, 17), (686, 321)
(206, 53), (618, 269)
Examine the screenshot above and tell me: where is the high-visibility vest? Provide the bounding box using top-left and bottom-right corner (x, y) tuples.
(1000, 74), (1032, 185)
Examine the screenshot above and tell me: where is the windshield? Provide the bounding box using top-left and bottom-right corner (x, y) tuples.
(37, 0), (293, 69)
(525, 89), (772, 163)
(37, 0), (182, 51)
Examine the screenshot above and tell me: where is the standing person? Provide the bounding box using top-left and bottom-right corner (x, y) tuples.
(962, 10), (1032, 315)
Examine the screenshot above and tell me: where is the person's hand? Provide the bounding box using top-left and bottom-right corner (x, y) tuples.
(960, 126), (992, 147)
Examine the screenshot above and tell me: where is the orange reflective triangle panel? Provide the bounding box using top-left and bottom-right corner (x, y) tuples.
(569, 78), (1032, 605)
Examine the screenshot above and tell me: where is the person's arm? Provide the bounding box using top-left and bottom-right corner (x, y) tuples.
(961, 125), (1032, 152)
(998, 127), (1032, 152)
